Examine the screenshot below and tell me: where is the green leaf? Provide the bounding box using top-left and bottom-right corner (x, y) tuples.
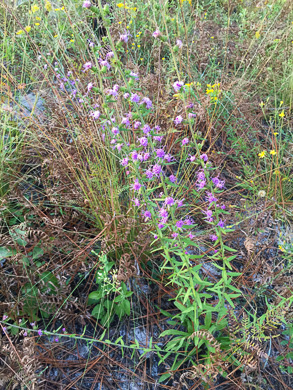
(122, 299), (130, 316)
(160, 329), (190, 337)
(92, 304), (105, 319)
(32, 246), (44, 260)
(0, 247), (14, 260)
(159, 373), (171, 383)
(88, 291), (103, 302)
(223, 245), (237, 252)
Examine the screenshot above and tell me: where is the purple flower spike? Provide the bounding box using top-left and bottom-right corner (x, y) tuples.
(165, 197), (175, 206)
(120, 32), (129, 43)
(152, 164), (162, 176)
(134, 121), (141, 129)
(130, 71), (139, 80)
(152, 29), (161, 38)
(169, 175), (176, 183)
(159, 208), (168, 219)
(173, 81), (184, 92)
(210, 234), (218, 242)
(176, 220), (184, 229)
(145, 170), (153, 179)
(121, 157), (129, 167)
(83, 61), (92, 71)
(139, 137), (148, 147)
(156, 148), (165, 159)
(132, 179), (142, 191)
(38, 329), (43, 337)
(140, 97), (152, 109)
(82, 0), (91, 8)
(144, 210), (152, 220)
(54, 337), (59, 342)
(133, 198), (140, 206)
(131, 93), (140, 103)
(174, 115), (183, 126)
(176, 39), (183, 48)
(90, 110), (100, 120)
(142, 124), (151, 134)
(200, 153), (208, 162)
(182, 137), (189, 145)
(217, 220), (225, 228)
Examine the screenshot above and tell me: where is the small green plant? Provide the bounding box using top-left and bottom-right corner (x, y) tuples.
(88, 253), (133, 326)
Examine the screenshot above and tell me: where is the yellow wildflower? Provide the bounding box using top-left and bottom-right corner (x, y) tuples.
(274, 132), (278, 135)
(24, 26), (31, 33)
(16, 30), (24, 35)
(45, 1), (52, 11)
(70, 39), (74, 42)
(117, 3), (125, 7)
(35, 23), (40, 26)
(258, 151), (266, 158)
(36, 16), (41, 20)
(137, 44), (140, 48)
(55, 8), (60, 11)
(255, 31), (260, 39)
(270, 150), (276, 155)
(279, 110), (285, 118)
(31, 4), (40, 13)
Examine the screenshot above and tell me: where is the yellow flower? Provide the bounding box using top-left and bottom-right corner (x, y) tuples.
(24, 26), (31, 33)
(140, 58), (143, 60)
(126, 26), (129, 29)
(280, 101), (283, 106)
(162, 57), (165, 60)
(137, 44), (140, 48)
(118, 21), (122, 24)
(260, 101), (264, 107)
(36, 16), (41, 20)
(31, 4), (40, 13)
(258, 151), (266, 158)
(16, 30), (24, 35)
(70, 39), (74, 42)
(55, 8), (60, 11)
(54, 34), (58, 38)
(255, 31), (261, 39)
(279, 245), (285, 252)
(117, 3), (125, 7)
(61, 6), (64, 10)
(35, 23), (40, 26)
(270, 150), (276, 155)
(210, 36), (214, 39)
(279, 110), (285, 118)
(45, 1), (52, 11)
(274, 132), (278, 135)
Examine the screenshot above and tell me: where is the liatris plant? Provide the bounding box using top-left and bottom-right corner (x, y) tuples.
(58, 3), (243, 373)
